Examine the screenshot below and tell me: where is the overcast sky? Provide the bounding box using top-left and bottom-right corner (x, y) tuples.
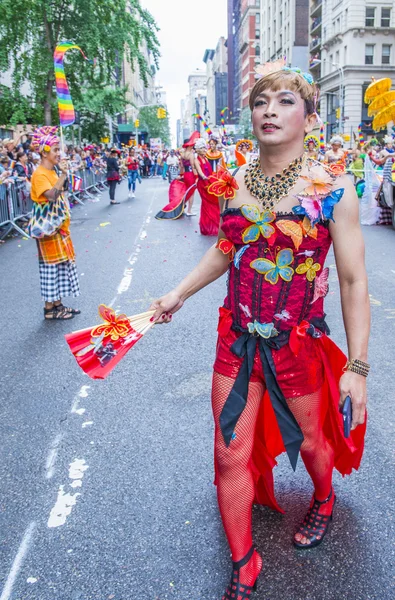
(144, 0), (228, 144)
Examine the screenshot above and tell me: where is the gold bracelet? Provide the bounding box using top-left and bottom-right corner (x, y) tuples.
(344, 359), (370, 377)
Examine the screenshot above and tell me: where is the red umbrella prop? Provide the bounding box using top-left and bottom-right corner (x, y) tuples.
(65, 305), (155, 380)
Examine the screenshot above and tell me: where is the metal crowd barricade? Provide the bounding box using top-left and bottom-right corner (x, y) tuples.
(0, 167), (109, 240)
(67, 167), (108, 205)
(0, 181), (32, 240)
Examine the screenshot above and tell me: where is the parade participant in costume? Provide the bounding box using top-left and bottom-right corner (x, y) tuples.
(155, 134), (200, 221)
(30, 126), (80, 321)
(374, 135), (395, 224)
(304, 134), (320, 160)
(235, 139), (254, 166)
(180, 131), (200, 216)
(195, 138), (221, 236)
(106, 149), (121, 205)
(349, 143), (365, 183)
(206, 136), (226, 172)
(324, 135), (347, 167)
(150, 63), (369, 597)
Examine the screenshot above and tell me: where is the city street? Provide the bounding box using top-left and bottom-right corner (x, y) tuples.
(0, 178), (394, 600)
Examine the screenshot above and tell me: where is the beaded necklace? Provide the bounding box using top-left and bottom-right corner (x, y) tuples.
(244, 155), (305, 211)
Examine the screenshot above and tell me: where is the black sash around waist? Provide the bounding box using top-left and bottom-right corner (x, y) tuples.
(219, 317), (329, 471)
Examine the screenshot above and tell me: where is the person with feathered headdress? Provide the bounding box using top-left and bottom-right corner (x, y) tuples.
(235, 139), (254, 166)
(304, 134), (320, 160)
(30, 126), (81, 320)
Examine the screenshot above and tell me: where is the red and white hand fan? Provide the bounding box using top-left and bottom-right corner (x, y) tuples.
(65, 304), (155, 380)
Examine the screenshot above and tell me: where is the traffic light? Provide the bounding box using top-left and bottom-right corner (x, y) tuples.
(134, 119), (140, 128)
(157, 107), (167, 119)
(336, 108), (341, 119)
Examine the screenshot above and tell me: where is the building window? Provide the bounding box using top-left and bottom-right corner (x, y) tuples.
(256, 13), (260, 24)
(256, 29), (260, 39)
(336, 17), (340, 32)
(335, 50), (340, 64)
(382, 44), (391, 64)
(365, 7), (375, 27)
(381, 8), (391, 27)
(365, 44), (374, 64)
(255, 45), (260, 57)
(344, 45), (347, 63)
(345, 8), (348, 27)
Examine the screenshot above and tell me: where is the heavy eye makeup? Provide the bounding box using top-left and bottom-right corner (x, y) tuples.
(254, 94), (296, 108)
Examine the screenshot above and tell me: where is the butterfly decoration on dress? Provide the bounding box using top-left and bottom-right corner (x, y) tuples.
(297, 250), (315, 257)
(247, 320), (279, 339)
(276, 216), (318, 250)
(300, 167), (333, 196)
(312, 267), (329, 303)
(241, 205), (276, 244)
(293, 188), (344, 226)
(207, 166), (239, 200)
(296, 257), (321, 282)
(250, 248), (294, 285)
(234, 244), (250, 269)
(216, 238), (236, 260)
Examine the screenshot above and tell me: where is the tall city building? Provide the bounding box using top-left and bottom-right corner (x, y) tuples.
(203, 37), (228, 128)
(227, 0), (261, 121)
(309, 0), (395, 140)
(260, 0), (309, 69)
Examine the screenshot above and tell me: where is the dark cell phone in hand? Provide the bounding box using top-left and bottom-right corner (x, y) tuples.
(341, 395), (352, 438)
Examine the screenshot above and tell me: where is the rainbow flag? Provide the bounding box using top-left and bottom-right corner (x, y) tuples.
(220, 107), (228, 135)
(192, 113), (213, 137)
(54, 41), (88, 127)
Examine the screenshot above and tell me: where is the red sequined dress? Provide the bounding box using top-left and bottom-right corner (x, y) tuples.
(197, 156), (221, 236)
(214, 192), (366, 512)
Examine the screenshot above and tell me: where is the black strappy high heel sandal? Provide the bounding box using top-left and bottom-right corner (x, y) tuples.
(293, 488), (336, 549)
(221, 546), (261, 599)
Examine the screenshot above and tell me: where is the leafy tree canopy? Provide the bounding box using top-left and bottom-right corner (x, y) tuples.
(137, 105), (171, 146)
(0, 0), (160, 126)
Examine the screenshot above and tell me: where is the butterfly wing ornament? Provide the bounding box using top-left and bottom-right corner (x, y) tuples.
(276, 220), (303, 250)
(321, 188), (344, 222)
(241, 205), (276, 243)
(312, 267), (330, 303)
(250, 248), (294, 285)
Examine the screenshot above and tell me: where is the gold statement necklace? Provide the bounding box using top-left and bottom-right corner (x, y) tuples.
(244, 155), (305, 211)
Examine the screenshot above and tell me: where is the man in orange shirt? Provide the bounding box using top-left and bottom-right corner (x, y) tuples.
(30, 126), (80, 320)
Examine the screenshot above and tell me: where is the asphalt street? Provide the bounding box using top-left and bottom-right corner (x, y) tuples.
(0, 176), (394, 600)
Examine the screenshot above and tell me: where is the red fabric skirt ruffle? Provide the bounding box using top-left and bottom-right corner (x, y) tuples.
(198, 179), (220, 236)
(213, 334), (366, 513)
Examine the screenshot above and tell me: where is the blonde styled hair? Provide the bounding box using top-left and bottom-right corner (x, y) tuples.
(249, 70), (319, 115)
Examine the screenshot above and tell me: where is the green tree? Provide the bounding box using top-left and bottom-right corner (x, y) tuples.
(75, 86), (128, 142)
(0, 0), (160, 125)
(137, 105), (171, 146)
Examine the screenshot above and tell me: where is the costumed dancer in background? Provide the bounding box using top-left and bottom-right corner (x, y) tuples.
(235, 139), (254, 166)
(30, 126), (80, 321)
(194, 138), (221, 236)
(373, 134), (394, 225)
(155, 134), (200, 221)
(304, 134), (320, 161)
(324, 135), (347, 167)
(206, 136), (226, 172)
(149, 64), (369, 597)
(349, 142), (365, 183)
(179, 131), (200, 216)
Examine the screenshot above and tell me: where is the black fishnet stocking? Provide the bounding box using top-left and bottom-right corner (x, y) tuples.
(212, 372), (264, 588)
(286, 388), (334, 501)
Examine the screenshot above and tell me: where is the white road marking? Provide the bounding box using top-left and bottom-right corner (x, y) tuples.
(69, 458), (89, 481)
(0, 521), (36, 600)
(45, 433), (63, 480)
(82, 421), (93, 428)
(78, 385), (90, 398)
(26, 577), (37, 584)
(47, 486), (80, 528)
